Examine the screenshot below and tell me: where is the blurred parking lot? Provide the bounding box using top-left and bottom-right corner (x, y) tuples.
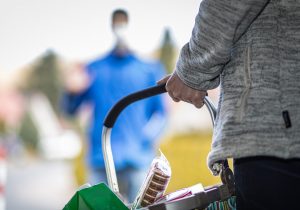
(6, 158), (76, 210)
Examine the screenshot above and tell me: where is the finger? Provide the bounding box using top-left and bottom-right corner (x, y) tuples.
(165, 73), (183, 102)
(194, 101), (204, 109)
(193, 95), (205, 108)
(157, 74), (171, 85)
(181, 88), (195, 103)
(172, 97), (180, 102)
(181, 97), (192, 104)
(167, 90), (181, 102)
(192, 92), (206, 106)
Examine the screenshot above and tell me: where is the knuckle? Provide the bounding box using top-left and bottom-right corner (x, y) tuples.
(172, 97), (180, 102)
(165, 85), (171, 92)
(173, 92), (181, 99)
(193, 98), (204, 108)
(194, 103), (203, 109)
(194, 91), (204, 98)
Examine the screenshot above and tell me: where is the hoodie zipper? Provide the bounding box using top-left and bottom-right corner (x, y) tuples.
(237, 45), (252, 121)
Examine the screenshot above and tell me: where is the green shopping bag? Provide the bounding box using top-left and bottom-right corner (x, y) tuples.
(63, 183), (129, 210)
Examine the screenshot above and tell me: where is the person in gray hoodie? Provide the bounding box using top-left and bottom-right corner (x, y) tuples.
(158, 0), (300, 209)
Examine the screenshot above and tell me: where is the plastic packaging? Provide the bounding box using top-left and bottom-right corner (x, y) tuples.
(154, 183), (204, 204)
(131, 151), (171, 209)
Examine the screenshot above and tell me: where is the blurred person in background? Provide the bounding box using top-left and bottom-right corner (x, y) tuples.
(159, 0), (300, 210)
(61, 9), (166, 202)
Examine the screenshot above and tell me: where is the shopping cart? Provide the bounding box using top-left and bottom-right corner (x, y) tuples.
(102, 83), (235, 210)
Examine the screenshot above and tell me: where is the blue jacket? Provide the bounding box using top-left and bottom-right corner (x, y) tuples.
(62, 50), (166, 170)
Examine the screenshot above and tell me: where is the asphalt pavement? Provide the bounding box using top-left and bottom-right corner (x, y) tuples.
(6, 158), (77, 210)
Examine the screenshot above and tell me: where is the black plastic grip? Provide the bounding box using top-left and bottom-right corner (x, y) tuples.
(103, 83), (167, 128)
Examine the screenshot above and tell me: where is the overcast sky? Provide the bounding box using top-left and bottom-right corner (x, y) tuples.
(0, 0), (201, 74)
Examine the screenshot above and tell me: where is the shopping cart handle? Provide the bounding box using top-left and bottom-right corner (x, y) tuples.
(103, 83), (217, 128)
(104, 83), (167, 128)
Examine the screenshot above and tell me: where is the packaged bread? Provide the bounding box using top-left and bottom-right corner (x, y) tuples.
(131, 151), (171, 209)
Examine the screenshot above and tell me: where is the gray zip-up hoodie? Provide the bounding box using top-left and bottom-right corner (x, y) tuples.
(175, 0), (300, 172)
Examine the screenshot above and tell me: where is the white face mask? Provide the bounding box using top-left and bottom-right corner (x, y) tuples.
(113, 23), (129, 46)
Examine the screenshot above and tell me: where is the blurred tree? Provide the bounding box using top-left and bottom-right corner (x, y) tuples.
(18, 111), (39, 152)
(27, 50), (63, 113)
(158, 28), (177, 74)
(0, 120), (5, 134)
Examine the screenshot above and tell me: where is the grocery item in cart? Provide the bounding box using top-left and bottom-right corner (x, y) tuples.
(131, 151), (171, 209)
(154, 183), (204, 204)
(62, 183), (128, 210)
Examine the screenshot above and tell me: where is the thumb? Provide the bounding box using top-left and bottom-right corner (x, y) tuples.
(157, 74), (171, 85)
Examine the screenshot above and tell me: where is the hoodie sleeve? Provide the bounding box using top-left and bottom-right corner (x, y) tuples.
(61, 90), (89, 116)
(176, 0), (270, 90)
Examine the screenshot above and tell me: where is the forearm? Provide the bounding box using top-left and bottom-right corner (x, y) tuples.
(176, 0), (270, 90)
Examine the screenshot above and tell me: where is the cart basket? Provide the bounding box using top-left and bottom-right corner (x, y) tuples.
(101, 83), (235, 210)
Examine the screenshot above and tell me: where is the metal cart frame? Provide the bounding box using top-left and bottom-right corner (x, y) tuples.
(102, 84), (235, 210)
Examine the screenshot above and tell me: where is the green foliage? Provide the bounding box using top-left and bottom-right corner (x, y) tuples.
(18, 50), (64, 153)
(18, 111), (39, 151)
(0, 120), (5, 134)
(158, 28), (177, 74)
(27, 50), (63, 113)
